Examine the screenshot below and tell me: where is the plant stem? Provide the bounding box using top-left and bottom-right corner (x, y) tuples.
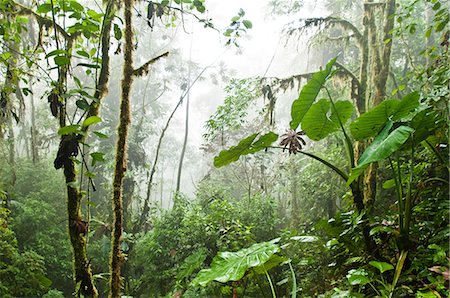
(389, 157), (404, 230)
(288, 262), (297, 298)
(265, 270), (277, 298)
(325, 86), (355, 168)
(389, 250), (408, 298)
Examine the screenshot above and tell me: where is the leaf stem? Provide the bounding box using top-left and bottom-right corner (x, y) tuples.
(264, 269), (277, 298)
(325, 86), (355, 168)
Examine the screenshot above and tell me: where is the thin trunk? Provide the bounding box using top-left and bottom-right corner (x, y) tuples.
(109, 0), (133, 296)
(7, 112), (16, 188)
(29, 78), (38, 163)
(358, 2), (370, 115)
(136, 60), (215, 233)
(27, 10), (38, 163)
(175, 26), (193, 195)
(160, 161), (164, 208)
(290, 166), (299, 228)
(175, 93), (189, 193)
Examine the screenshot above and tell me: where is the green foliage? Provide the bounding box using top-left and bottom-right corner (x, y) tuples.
(348, 123), (415, 184)
(213, 132), (278, 168)
(0, 206), (51, 297)
(193, 240), (281, 286)
(302, 99), (353, 141)
(204, 78), (261, 143)
(369, 261), (394, 274)
(290, 57), (337, 130)
(349, 92), (419, 141)
(10, 159), (72, 294)
(130, 190), (279, 297)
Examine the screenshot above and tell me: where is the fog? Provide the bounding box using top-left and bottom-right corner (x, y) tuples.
(138, 0), (330, 199)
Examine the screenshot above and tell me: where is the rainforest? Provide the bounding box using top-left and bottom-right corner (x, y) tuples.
(0, 0), (448, 297)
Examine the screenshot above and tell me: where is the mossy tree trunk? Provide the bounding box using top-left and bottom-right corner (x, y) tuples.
(110, 0), (133, 296)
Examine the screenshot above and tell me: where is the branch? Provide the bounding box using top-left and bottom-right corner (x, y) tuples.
(11, 1), (80, 41)
(132, 51), (169, 77)
(335, 62), (362, 90)
(285, 17), (363, 47)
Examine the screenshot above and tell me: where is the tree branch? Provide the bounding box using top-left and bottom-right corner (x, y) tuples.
(132, 51), (169, 77)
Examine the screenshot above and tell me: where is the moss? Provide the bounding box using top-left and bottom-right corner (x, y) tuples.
(109, 0), (133, 297)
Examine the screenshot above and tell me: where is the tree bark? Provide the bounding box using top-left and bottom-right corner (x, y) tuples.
(110, 0), (133, 297)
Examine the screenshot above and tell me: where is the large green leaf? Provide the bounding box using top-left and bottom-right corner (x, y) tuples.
(290, 57), (337, 130)
(302, 99), (353, 140)
(406, 108), (441, 145)
(392, 91), (420, 121)
(348, 125), (414, 184)
(192, 241), (280, 286)
(213, 132), (278, 168)
(252, 254), (288, 275)
(350, 92), (420, 141)
(350, 99), (398, 141)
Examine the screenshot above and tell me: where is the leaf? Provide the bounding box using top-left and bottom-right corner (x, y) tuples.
(347, 125), (414, 185)
(382, 179), (395, 189)
(113, 23), (122, 40)
(192, 241), (280, 286)
(213, 132), (278, 168)
(350, 100), (398, 141)
(350, 92), (420, 140)
(82, 115), (102, 127)
(392, 91), (420, 121)
(70, 0), (84, 12)
(36, 274), (52, 287)
(407, 108), (441, 145)
(302, 99), (353, 140)
(46, 49), (68, 58)
(290, 57), (337, 130)
(54, 56), (70, 66)
(252, 255), (288, 274)
(290, 235), (318, 243)
(369, 261), (394, 274)
(93, 131), (108, 139)
(242, 20), (253, 29)
(359, 125), (414, 166)
(357, 121), (394, 164)
(247, 131), (278, 154)
(76, 50), (90, 59)
(36, 3), (52, 14)
(90, 152), (105, 166)
(177, 249), (207, 280)
(58, 124), (80, 135)
(214, 133), (258, 167)
(76, 99), (90, 110)
(346, 269), (370, 286)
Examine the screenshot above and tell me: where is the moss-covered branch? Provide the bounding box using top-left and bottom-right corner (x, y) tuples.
(133, 51), (169, 77)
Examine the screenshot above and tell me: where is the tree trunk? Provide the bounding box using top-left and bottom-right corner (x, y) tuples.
(109, 0), (133, 296)
(176, 26), (193, 195)
(65, 1), (116, 295)
(175, 92), (189, 194)
(364, 0), (396, 206)
(29, 77), (38, 163)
